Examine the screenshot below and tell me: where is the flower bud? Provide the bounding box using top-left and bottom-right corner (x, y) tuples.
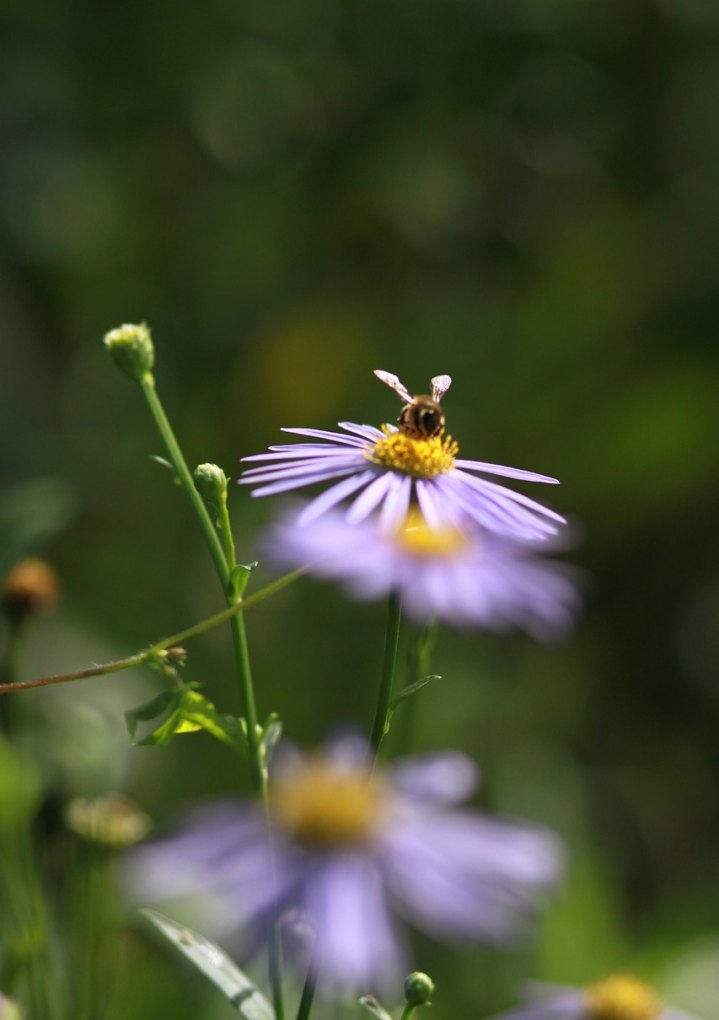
(193, 463), (228, 509)
(103, 323), (154, 382)
(65, 793), (151, 848)
(403, 972), (435, 1008)
(1, 558), (60, 622)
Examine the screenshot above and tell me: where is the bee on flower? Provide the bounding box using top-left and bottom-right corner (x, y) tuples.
(239, 370), (566, 542)
(125, 740), (564, 988)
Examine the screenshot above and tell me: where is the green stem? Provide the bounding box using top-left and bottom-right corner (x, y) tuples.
(139, 374), (228, 581)
(214, 500), (284, 1020)
(295, 961), (318, 1020)
(369, 595), (402, 756)
(0, 567), (306, 696)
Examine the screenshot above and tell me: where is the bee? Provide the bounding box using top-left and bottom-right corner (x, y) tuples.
(374, 370), (452, 439)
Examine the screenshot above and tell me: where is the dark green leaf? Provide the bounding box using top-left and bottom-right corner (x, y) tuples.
(124, 690), (181, 745)
(142, 910), (275, 1020)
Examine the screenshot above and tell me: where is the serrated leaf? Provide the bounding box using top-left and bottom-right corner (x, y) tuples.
(142, 910), (275, 1020)
(389, 675), (441, 711)
(359, 995), (393, 1020)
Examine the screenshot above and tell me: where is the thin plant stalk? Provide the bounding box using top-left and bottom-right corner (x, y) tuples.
(369, 594), (402, 756)
(138, 370), (285, 1020)
(0, 567), (306, 696)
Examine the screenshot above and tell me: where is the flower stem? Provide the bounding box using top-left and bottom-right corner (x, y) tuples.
(295, 963), (318, 1020)
(139, 374), (228, 580)
(138, 372), (286, 1020)
(370, 594), (402, 756)
(0, 568), (306, 696)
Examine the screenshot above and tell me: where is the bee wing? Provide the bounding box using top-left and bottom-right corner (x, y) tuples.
(374, 370), (413, 403)
(430, 374), (452, 401)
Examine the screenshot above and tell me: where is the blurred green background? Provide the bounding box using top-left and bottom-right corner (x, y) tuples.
(2, 0), (719, 1016)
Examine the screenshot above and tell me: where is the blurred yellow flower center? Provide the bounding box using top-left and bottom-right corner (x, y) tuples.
(585, 976), (663, 1020)
(271, 760), (386, 848)
(370, 427), (458, 478)
(397, 508), (468, 557)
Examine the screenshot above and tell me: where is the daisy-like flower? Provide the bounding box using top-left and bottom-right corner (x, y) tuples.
(266, 504), (577, 636)
(488, 976), (698, 1020)
(126, 742), (563, 987)
(239, 370), (565, 541)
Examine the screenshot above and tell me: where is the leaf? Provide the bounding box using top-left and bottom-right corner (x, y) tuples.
(142, 910), (275, 1020)
(389, 675), (441, 711)
(150, 455), (175, 473)
(229, 562), (258, 598)
(124, 688), (247, 753)
(359, 995), (394, 1020)
(177, 690), (248, 754)
(125, 690), (181, 745)
(261, 714), (282, 765)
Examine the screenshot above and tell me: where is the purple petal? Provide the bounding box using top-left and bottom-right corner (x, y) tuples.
(303, 854), (402, 986)
(379, 475), (412, 530)
(389, 753), (480, 805)
(345, 472), (395, 523)
(297, 472), (375, 526)
(249, 467), (358, 498)
(454, 459), (560, 485)
(280, 427), (368, 447)
(414, 479), (445, 530)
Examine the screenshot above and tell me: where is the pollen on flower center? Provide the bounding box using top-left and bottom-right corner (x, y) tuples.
(585, 976), (663, 1020)
(370, 426), (458, 479)
(396, 507), (468, 557)
(271, 760), (386, 848)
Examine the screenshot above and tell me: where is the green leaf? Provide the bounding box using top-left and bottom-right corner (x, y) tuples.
(359, 995), (394, 1020)
(178, 690), (248, 753)
(229, 562), (258, 597)
(124, 688), (247, 753)
(261, 714), (282, 764)
(142, 910), (275, 1020)
(124, 690), (181, 745)
(389, 675), (441, 711)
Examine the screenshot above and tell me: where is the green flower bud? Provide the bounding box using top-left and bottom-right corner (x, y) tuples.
(403, 973), (435, 1008)
(194, 463), (229, 509)
(103, 322), (155, 382)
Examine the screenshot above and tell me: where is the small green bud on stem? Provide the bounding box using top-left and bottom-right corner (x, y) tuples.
(103, 322), (155, 382)
(403, 972), (435, 1009)
(194, 463), (229, 510)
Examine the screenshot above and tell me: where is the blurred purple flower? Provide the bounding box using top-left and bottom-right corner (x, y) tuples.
(487, 976), (698, 1020)
(126, 743), (563, 988)
(266, 505), (578, 637)
(239, 420), (565, 542)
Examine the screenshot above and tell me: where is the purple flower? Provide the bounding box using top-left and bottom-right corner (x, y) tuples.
(488, 977), (698, 1020)
(239, 371), (565, 542)
(266, 504), (578, 637)
(126, 743), (563, 988)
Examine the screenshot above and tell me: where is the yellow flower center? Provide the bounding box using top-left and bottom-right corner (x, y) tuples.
(585, 976), (663, 1020)
(370, 426), (458, 479)
(271, 759), (386, 848)
(396, 507), (468, 558)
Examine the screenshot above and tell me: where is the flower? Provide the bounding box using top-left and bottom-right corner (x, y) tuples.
(266, 504), (578, 636)
(487, 976), (697, 1020)
(126, 743), (563, 988)
(239, 372), (565, 542)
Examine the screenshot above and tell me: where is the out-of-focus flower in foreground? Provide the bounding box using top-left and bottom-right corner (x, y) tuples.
(240, 370), (565, 542)
(266, 505), (578, 637)
(487, 976), (698, 1020)
(126, 742), (563, 987)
